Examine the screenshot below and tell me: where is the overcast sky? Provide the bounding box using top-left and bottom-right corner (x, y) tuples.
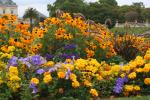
(13, 0), (150, 17)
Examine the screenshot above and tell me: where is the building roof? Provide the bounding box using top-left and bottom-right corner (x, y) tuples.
(0, 0), (17, 6)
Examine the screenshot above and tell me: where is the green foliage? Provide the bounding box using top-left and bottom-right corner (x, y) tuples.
(94, 79), (116, 98)
(23, 8), (39, 30)
(107, 55), (126, 64)
(47, 0), (150, 26)
(48, 0), (86, 17)
(99, 0), (118, 6)
(20, 84), (33, 100)
(0, 84), (12, 100)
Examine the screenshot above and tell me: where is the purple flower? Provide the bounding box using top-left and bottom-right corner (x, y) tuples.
(29, 83), (38, 94)
(36, 69), (45, 75)
(54, 63), (61, 68)
(49, 67), (57, 72)
(7, 56), (18, 67)
(64, 44), (76, 50)
(123, 76), (128, 83)
(113, 86), (123, 94)
(48, 63), (61, 73)
(60, 53), (79, 60)
(113, 76), (128, 94)
(45, 54), (54, 60)
(65, 69), (71, 80)
(31, 55), (46, 66)
(19, 57), (31, 68)
(116, 78), (124, 85)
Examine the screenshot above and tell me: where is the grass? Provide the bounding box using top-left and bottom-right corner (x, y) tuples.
(110, 27), (150, 35)
(114, 95), (150, 100)
(101, 95), (150, 100)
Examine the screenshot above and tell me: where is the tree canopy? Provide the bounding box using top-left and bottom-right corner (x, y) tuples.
(47, 0), (150, 28)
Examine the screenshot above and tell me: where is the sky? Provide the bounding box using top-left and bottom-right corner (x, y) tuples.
(12, 0), (150, 17)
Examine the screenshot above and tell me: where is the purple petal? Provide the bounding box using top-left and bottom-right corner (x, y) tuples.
(36, 69), (45, 75)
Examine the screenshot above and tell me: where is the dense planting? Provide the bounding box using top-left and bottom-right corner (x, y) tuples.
(0, 14), (150, 100)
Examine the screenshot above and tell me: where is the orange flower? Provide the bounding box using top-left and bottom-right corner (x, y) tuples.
(58, 72), (65, 79)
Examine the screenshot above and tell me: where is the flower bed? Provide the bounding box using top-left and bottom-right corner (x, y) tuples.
(0, 13), (150, 99)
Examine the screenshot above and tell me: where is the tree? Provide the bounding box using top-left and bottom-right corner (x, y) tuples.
(23, 8), (39, 31)
(117, 5), (135, 23)
(87, 0), (118, 28)
(142, 8), (150, 22)
(47, 0), (86, 17)
(99, 0), (117, 6)
(124, 11), (139, 22)
(132, 2), (145, 22)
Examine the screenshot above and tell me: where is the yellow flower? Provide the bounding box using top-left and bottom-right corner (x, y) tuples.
(75, 59), (87, 70)
(134, 56), (145, 66)
(44, 61), (55, 67)
(96, 74), (103, 80)
(144, 78), (150, 85)
(69, 73), (77, 81)
(7, 81), (20, 92)
(43, 74), (52, 84)
(142, 63), (150, 73)
(72, 80), (80, 88)
(144, 49), (150, 60)
(111, 65), (120, 72)
(8, 46), (15, 52)
(128, 72), (136, 79)
(58, 71), (65, 79)
(0, 61), (6, 70)
(44, 72), (50, 76)
(9, 76), (21, 81)
(134, 85), (140, 91)
(0, 77), (3, 84)
(124, 85), (134, 92)
(31, 78), (39, 85)
(120, 73), (125, 78)
(9, 66), (18, 75)
(65, 59), (72, 63)
(64, 64), (74, 71)
(136, 68), (143, 73)
(0, 53), (13, 59)
(121, 65), (130, 72)
(88, 59), (101, 67)
(128, 61), (137, 69)
(83, 80), (92, 87)
(90, 89), (98, 97)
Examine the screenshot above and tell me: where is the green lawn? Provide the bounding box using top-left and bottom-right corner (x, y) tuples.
(111, 27), (150, 35)
(114, 96), (150, 100)
(99, 96), (150, 100)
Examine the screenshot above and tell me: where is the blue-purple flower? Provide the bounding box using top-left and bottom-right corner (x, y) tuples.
(48, 63), (61, 73)
(64, 44), (76, 50)
(19, 57), (31, 68)
(113, 76), (128, 94)
(31, 55), (46, 66)
(36, 69), (45, 75)
(29, 83), (38, 94)
(45, 54), (54, 60)
(7, 56), (18, 67)
(60, 53), (79, 60)
(65, 68), (71, 80)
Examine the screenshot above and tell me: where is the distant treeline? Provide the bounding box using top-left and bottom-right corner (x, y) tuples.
(47, 0), (150, 27)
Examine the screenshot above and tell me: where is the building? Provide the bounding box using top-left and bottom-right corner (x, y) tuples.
(0, 0), (18, 16)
